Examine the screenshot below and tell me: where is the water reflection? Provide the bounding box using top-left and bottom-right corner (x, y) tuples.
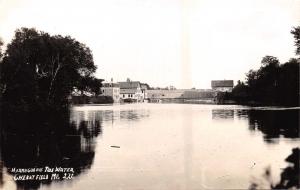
(212, 109), (234, 120)
(212, 108), (299, 189)
(119, 110), (149, 121)
(0, 109), (102, 190)
(71, 108), (149, 123)
(212, 108), (299, 143)
(1, 105), (299, 190)
(247, 109), (299, 140)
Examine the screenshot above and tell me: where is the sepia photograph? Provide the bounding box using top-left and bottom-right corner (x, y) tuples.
(0, 0), (299, 189)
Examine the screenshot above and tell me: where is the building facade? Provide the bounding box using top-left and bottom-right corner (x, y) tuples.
(118, 79), (144, 102)
(101, 82), (120, 102)
(211, 80), (234, 92)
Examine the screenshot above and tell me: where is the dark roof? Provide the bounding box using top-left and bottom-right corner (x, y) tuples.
(102, 82), (120, 87)
(118, 81), (140, 89)
(211, 80), (234, 88)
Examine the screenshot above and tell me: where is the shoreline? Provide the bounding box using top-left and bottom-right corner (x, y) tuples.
(71, 102), (300, 109)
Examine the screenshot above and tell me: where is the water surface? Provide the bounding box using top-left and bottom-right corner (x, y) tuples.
(1, 104), (299, 189)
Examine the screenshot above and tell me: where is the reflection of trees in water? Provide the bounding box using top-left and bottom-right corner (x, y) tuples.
(213, 109), (299, 189)
(236, 109), (299, 189)
(0, 109), (102, 190)
(212, 109), (299, 142)
(234, 109), (299, 143)
(250, 148), (299, 190)
(212, 109), (234, 120)
(246, 109), (299, 143)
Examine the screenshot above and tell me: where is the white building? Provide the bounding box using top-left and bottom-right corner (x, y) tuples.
(118, 79), (144, 102)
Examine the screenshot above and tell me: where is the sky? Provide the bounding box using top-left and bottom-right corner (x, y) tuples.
(0, 0), (299, 89)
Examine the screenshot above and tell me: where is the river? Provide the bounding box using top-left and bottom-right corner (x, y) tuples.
(1, 104), (299, 190)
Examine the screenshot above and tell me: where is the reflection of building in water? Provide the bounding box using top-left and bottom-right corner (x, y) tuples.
(212, 109), (234, 120)
(211, 80), (234, 92)
(235, 109), (250, 120)
(119, 109), (150, 121)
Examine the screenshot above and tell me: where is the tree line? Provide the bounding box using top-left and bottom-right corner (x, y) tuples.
(0, 28), (102, 113)
(227, 27), (300, 106)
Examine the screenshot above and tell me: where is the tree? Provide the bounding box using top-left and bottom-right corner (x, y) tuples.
(261, 55), (279, 66)
(232, 55), (299, 106)
(291, 26), (300, 55)
(76, 76), (103, 96)
(231, 80), (249, 102)
(227, 27), (300, 106)
(0, 28), (102, 111)
(272, 148), (299, 189)
(277, 58), (299, 106)
(0, 37), (3, 59)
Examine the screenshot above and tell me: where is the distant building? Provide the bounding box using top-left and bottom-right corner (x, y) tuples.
(147, 89), (215, 100)
(168, 85), (176, 90)
(211, 80), (234, 92)
(118, 78), (144, 102)
(101, 81), (120, 102)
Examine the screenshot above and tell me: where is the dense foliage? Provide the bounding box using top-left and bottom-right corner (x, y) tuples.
(0, 37), (3, 59)
(229, 27), (300, 106)
(0, 28), (102, 112)
(291, 26), (300, 55)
